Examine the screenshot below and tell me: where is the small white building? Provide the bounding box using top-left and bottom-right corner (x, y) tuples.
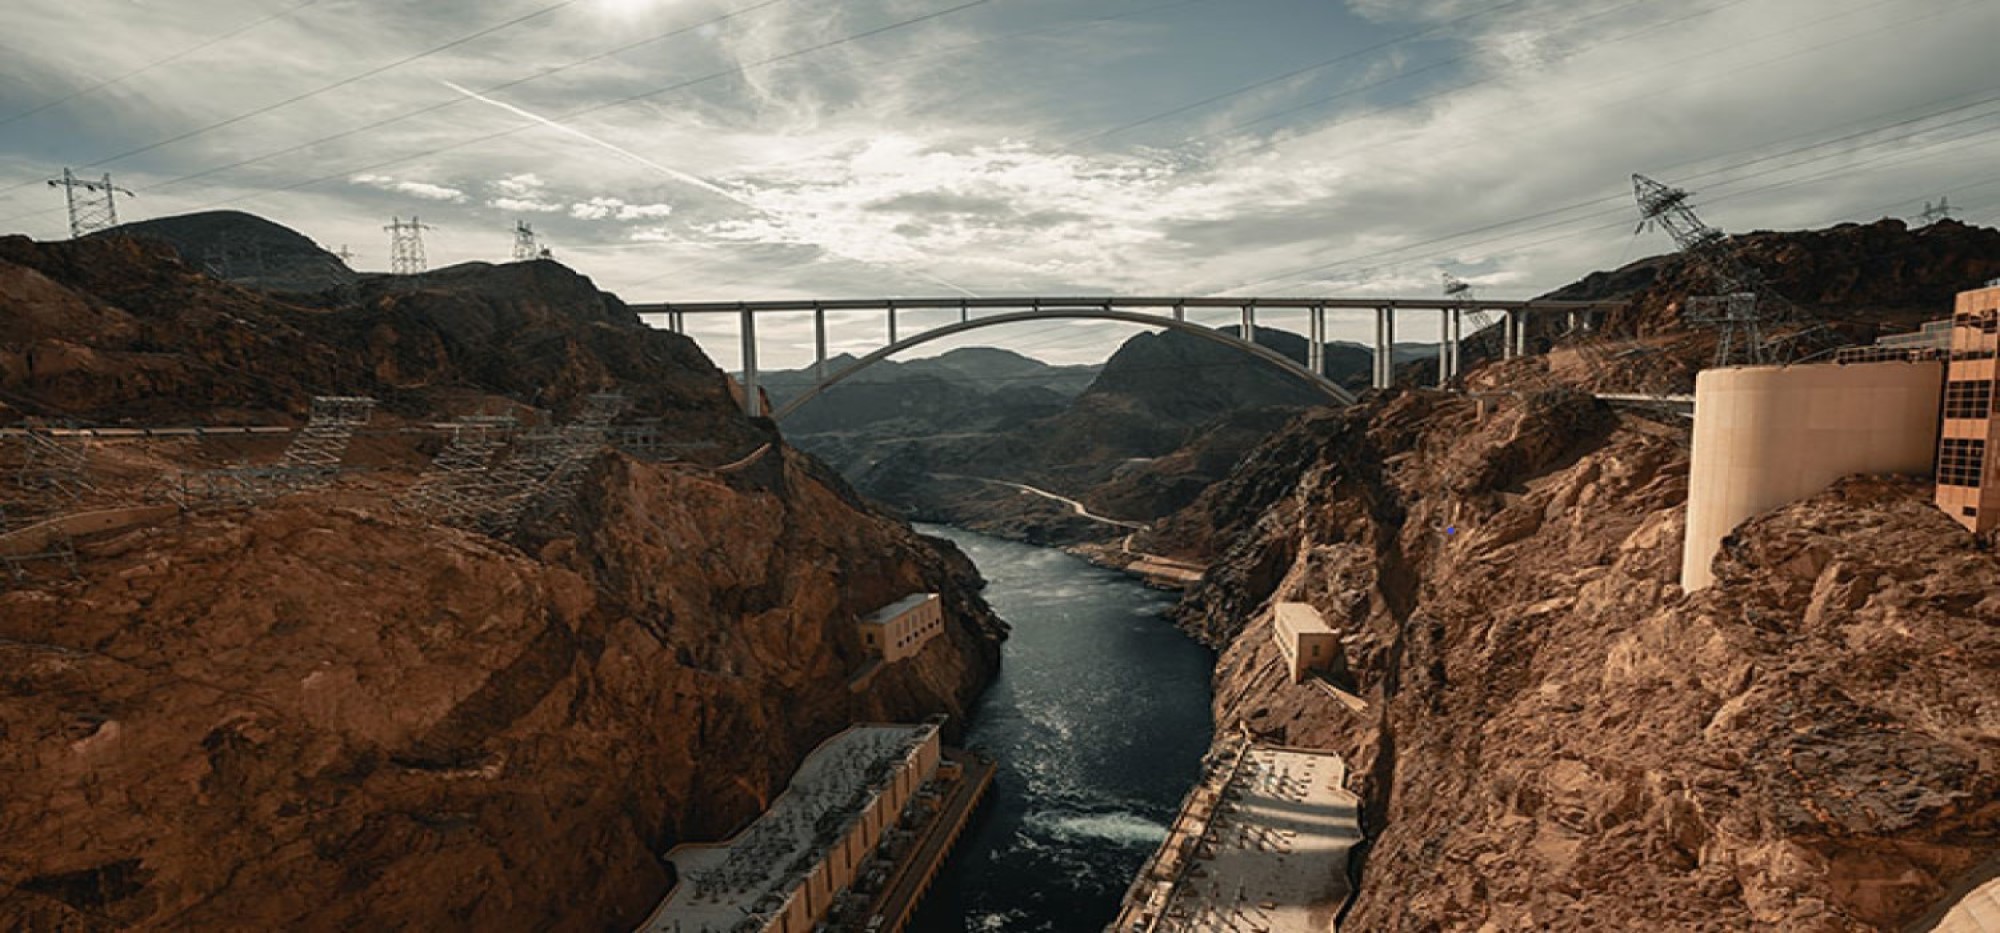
(858, 593), (944, 663)
(1272, 601), (1338, 684)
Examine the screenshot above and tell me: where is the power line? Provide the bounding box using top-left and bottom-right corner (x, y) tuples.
(1066, 0), (1533, 148)
(0, 0), (591, 196)
(1218, 80), (2000, 294)
(2, 0), (999, 230)
(34, 0), (795, 207)
(0, 0), (318, 131)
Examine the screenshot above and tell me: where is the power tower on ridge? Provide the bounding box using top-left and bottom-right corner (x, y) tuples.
(1632, 173), (1793, 368)
(46, 168), (132, 238)
(384, 216), (433, 275)
(1919, 196), (1955, 226)
(512, 220), (542, 262)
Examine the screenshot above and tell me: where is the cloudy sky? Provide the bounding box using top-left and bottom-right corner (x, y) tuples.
(1, 0), (1996, 369)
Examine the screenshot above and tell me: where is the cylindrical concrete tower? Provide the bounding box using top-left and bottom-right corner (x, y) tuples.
(1682, 359), (1942, 591)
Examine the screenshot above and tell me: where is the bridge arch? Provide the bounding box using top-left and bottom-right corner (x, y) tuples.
(769, 307), (1357, 421)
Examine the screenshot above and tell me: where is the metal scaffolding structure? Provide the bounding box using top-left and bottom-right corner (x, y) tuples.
(399, 415), (517, 524)
(277, 396), (377, 484)
(469, 393), (625, 534)
(13, 423), (95, 510)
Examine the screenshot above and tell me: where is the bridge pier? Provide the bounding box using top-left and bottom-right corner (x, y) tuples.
(1502, 310), (1516, 359)
(1437, 310), (1451, 388)
(1241, 304), (1255, 344)
(814, 306), (828, 382)
(888, 305), (899, 345)
(1517, 310), (1530, 356)
(1307, 305), (1325, 376)
(740, 307), (762, 418)
(1456, 308), (1472, 376)
(1374, 306), (1393, 390)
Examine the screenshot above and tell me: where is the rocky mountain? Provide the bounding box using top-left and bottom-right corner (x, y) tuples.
(0, 220), (1004, 929)
(104, 209), (355, 294)
(789, 324), (1438, 544)
(760, 346), (1099, 437)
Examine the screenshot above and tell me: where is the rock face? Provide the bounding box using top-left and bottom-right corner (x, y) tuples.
(0, 223), (1004, 929)
(1158, 389), (1998, 930)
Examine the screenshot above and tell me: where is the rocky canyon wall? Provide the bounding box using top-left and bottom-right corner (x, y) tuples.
(1160, 389), (1997, 931)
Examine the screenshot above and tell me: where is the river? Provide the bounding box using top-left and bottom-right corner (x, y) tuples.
(910, 525), (1215, 932)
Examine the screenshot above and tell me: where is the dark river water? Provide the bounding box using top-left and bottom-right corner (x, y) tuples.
(910, 525), (1215, 933)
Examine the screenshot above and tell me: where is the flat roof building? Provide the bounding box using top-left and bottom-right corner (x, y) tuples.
(640, 723), (942, 933)
(858, 593), (943, 664)
(1936, 285), (2000, 533)
(1271, 602), (1338, 684)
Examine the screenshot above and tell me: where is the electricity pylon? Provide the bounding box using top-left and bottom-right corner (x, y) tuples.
(1633, 173), (1794, 367)
(384, 216), (433, 275)
(46, 168), (132, 238)
(511, 221), (541, 262)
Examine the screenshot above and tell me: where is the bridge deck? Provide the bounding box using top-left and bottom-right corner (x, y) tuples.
(632, 295), (1621, 314)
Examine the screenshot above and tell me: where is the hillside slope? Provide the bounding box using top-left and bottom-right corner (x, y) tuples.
(0, 222), (1004, 930)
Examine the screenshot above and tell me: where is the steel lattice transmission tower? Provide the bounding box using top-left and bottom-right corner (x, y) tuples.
(46, 168), (132, 238)
(1918, 196), (1955, 226)
(384, 216), (433, 275)
(1632, 173), (1792, 367)
(511, 221), (543, 262)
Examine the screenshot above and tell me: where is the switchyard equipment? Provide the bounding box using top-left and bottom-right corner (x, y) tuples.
(46, 168), (131, 238)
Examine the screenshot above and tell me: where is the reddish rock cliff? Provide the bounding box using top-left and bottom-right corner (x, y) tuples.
(1160, 390), (1997, 931)
(0, 226), (1003, 930)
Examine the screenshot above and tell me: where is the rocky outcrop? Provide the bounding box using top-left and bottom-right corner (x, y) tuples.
(0, 222), (1005, 930)
(1167, 389), (1997, 931)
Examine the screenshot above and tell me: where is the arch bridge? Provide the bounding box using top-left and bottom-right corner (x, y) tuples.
(629, 296), (1622, 418)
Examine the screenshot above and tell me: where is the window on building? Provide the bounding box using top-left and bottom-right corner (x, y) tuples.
(1939, 438), (1986, 487)
(1944, 379), (1994, 419)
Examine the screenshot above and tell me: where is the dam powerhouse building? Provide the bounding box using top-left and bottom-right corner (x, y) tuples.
(639, 720), (992, 933)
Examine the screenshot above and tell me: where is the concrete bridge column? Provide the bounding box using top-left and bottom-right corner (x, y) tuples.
(887, 305), (899, 345)
(1308, 305), (1325, 376)
(1375, 306), (1394, 389)
(1241, 304), (1256, 344)
(1437, 309), (1451, 388)
(814, 304), (828, 382)
(1173, 302), (1186, 323)
(1518, 311), (1531, 356)
(740, 307), (762, 418)
(1502, 310), (1516, 359)
(1456, 308), (1472, 376)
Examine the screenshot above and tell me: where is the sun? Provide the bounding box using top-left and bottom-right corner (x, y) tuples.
(597, 0), (663, 17)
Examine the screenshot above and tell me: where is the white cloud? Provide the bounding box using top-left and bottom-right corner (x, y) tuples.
(569, 196), (675, 221)
(350, 174), (467, 202)
(492, 196), (564, 213)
